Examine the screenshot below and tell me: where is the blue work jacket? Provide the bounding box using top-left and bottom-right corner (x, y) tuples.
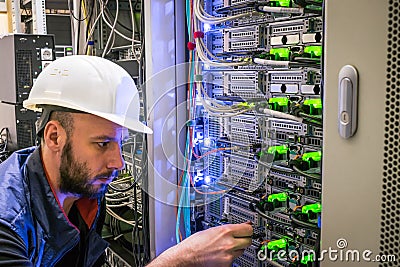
(0, 147), (108, 266)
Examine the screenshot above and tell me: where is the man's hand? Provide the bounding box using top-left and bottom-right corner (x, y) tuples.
(148, 222), (253, 267)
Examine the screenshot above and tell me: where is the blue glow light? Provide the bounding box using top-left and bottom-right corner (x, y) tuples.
(203, 23), (211, 32)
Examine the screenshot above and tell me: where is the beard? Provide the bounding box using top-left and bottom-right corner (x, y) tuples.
(59, 140), (116, 199)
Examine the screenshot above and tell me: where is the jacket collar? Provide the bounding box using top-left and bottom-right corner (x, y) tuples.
(25, 148), (80, 252)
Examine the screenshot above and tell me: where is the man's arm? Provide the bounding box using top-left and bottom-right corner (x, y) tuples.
(147, 222), (253, 267)
(0, 224), (32, 266)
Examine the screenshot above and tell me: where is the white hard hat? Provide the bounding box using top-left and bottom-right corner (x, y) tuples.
(23, 55), (152, 134)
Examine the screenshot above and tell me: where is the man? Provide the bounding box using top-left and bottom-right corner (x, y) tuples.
(0, 55), (253, 266)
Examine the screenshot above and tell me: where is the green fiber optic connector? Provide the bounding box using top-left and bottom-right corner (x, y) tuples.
(303, 98), (322, 115)
(301, 203), (321, 214)
(269, 97), (289, 111)
(267, 145), (288, 155)
(269, 48), (290, 61)
(267, 238), (288, 251)
(303, 98), (322, 109)
(301, 254), (315, 264)
(304, 98), (322, 109)
(304, 46), (322, 58)
(267, 192), (288, 203)
(269, 97), (289, 106)
(66, 47), (73, 51)
(301, 151), (322, 163)
(269, 0), (291, 7)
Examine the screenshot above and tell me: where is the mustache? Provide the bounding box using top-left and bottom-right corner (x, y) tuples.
(94, 170), (118, 180)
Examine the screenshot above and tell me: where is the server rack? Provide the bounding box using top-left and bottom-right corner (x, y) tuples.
(0, 34), (55, 150)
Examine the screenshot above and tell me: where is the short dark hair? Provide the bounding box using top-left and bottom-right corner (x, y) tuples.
(39, 111), (74, 143)
(49, 111), (74, 138)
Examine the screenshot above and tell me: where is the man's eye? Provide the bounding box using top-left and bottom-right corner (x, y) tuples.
(97, 142), (110, 148)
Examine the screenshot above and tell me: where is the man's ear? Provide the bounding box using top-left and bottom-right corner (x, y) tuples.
(43, 121), (67, 152)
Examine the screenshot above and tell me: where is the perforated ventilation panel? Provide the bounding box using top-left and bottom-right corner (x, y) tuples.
(16, 50), (32, 89)
(379, 0), (400, 266)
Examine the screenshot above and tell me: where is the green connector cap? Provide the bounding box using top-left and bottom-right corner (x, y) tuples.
(302, 151), (321, 162)
(269, 48), (290, 60)
(267, 145), (288, 155)
(66, 47), (73, 51)
(269, 97), (289, 106)
(270, 0), (291, 7)
(267, 238), (287, 251)
(304, 98), (322, 109)
(301, 254), (315, 264)
(267, 192), (288, 203)
(304, 46), (322, 58)
(302, 203), (321, 214)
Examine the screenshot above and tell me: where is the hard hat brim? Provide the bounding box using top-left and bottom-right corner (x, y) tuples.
(23, 99), (153, 134)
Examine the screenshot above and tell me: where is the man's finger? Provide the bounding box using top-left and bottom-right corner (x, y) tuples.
(232, 236), (252, 250)
(230, 223), (253, 238)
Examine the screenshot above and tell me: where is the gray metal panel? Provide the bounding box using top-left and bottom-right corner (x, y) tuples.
(145, 0), (186, 259)
(0, 35), (16, 103)
(322, 1), (388, 266)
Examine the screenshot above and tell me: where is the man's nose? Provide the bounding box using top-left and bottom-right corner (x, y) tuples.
(107, 144), (125, 170)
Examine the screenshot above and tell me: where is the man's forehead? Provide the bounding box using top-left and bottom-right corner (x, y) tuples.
(73, 113), (129, 139)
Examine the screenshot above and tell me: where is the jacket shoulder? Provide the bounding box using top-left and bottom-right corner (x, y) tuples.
(0, 147), (36, 231)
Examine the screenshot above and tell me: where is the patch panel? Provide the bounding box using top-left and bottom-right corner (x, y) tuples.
(266, 17), (323, 54)
(267, 211), (291, 226)
(302, 136), (323, 147)
(233, 14), (273, 27)
(206, 115), (228, 139)
(266, 222), (295, 238)
(223, 71), (267, 98)
(230, 115), (261, 145)
(303, 188), (321, 200)
(267, 173), (304, 190)
(232, 245), (259, 267)
(304, 16), (323, 33)
(207, 154), (224, 178)
(105, 247), (131, 267)
(269, 19), (305, 36)
(205, 30), (224, 54)
(205, 196), (224, 220)
(223, 26), (265, 52)
(228, 204), (261, 226)
(223, 167), (261, 191)
(230, 154), (257, 170)
(309, 126), (323, 138)
(264, 118), (308, 136)
(204, 0), (224, 17)
(225, 0), (248, 6)
(226, 192), (259, 210)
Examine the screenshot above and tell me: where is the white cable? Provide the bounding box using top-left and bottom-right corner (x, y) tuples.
(106, 194), (133, 202)
(260, 6), (304, 14)
(107, 201), (143, 209)
(253, 58), (290, 68)
(105, 190), (134, 197)
(106, 207), (142, 228)
(259, 108), (303, 122)
(101, 4), (140, 43)
(128, 0), (141, 62)
(102, 0), (118, 58)
(84, 2), (102, 54)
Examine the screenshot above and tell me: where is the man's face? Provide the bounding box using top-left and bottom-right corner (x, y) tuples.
(58, 114), (127, 198)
